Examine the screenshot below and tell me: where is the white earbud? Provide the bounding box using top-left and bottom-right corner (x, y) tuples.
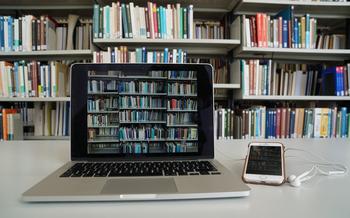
(287, 175), (301, 187)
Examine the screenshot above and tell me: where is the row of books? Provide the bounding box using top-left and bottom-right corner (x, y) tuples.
(93, 2), (194, 39)
(188, 57), (228, 84)
(0, 15), (91, 52)
(88, 80), (118, 93)
(168, 99), (197, 110)
(0, 102), (70, 140)
(193, 21), (225, 40)
(167, 83), (197, 95)
(93, 46), (187, 63)
(167, 113), (195, 125)
(87, 97), (118, 112)
(215, 106), (350, 139)
(166, 142), (197, 153)
(244, 11), (319, 49)
(88, 127), (118, 140)
(87, 114), (119, 127)
(0, 108), (22, 140)
(119, 111), (165, 122)
(0, 61), (69, 98)
(118, 126), (166, 140)
(118, 81), (165, 93)
(167, 128), (198, 140)
(241, 60), (350, 96)
(119, 96), (165, 108)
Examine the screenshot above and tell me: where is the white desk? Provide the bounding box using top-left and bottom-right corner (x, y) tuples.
(1, 138), (349, 218)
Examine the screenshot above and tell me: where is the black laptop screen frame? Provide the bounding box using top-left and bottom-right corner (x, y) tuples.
(70, 63), (214, 161)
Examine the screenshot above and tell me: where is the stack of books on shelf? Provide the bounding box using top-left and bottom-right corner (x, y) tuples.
(188, 57), (229, 84)
(93, 46), (187, 63)
(0, 107), (23, 140)
(93, 2), (194, 39)
(0, 61), (70, 98)
(241, 60), (350, 96)
(215, 106), (350, 140)
(0, 15), (92, 51)
(243, 6), (346, 49)
(194, 20), (224, 39)
(0, 102), (70, 140)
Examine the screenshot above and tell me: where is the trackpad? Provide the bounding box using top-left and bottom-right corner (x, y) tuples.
(101, 178), (178, 194)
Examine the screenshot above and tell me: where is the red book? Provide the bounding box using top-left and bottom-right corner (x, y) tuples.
(276, 108), (281, 138)
(144, 7), (150, 38)
(2, 108), (17, 140)
(152, 3), (158, 39)
(288, 20), (292, 48)
(249, 17), (255, 47)
(281, 108), (286, 138)
(278, 17), (283, 48)
(256, 13), (263, 47)
(261, 13), (267, 47)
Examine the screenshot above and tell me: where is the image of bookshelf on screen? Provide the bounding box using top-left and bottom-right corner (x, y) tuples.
(87, 69), (198, 154)
(243, 6), (346, 49)
(241, 60), (350, 97)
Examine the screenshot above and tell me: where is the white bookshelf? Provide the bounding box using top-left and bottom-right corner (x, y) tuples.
(234, 47), (350, 61)
(233, 0), (350, 18)
(94, 39), (241, 55)
(237, 95), (350, 101)
(0, 50), (92, 60)
(0, 97), (71, 102)
(213, 83), (240, 89)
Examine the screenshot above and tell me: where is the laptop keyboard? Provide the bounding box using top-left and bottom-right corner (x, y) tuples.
(60, 161), (221, 177)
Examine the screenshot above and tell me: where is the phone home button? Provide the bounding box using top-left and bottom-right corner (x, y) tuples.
(259, 175), (268, 181)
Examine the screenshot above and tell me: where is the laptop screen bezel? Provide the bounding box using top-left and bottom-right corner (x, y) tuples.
(70, 63), (214, 161)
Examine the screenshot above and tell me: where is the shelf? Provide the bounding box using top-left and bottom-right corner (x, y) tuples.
(23, 136), (69, 140)
(213, 83), (240, 89)
(93, 39), (240, 55)
(233, 0), (350, 18)
(87, 111), (119, 114)
(119, 107), (167, 110)
(167, 124), (198, 127)
(88, 139), (120, 143)
(167, 109), (197, 112)
(168, 78), (197, 81)
(234, 47), (350, 61)
(88, 92), (119, 95)
(238, 95), (350, 101)
(119, 92), (167, 96)
(168, 94), (197, 97)
(0, 97), (70, 102)
(0, 50), (92, 60)
(119, 76), (167, 80)
(120, 121), (167, 124)
(88, 125), (119, 128)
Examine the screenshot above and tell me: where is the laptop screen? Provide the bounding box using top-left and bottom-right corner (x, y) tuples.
(71, 64), (214, 160)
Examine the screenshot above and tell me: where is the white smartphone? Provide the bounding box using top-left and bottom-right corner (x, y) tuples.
(243, 142), (285, 185)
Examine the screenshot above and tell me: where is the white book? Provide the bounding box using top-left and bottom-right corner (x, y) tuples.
(51, 62), (57, 97)
(55, 101), (60, 136)
(26, 15), (33, 52)
(242, 60), (250, 96)
(62, 26), (67, 50)
(176, 3), (181, 39)
(283, 71), (289, 96)
(248, 110), (252, 138)
(273, 19), (278, 48)
(313, 108), (322, 138)
(0, 62), (6, 96)
(110, 4), (116, 39)
(139, 7), (147, 39)
(56, 27), (62, 50)
(14, 19), (19, 51)
(34, 103), (44, 136)
(172, 49), (177, 63)
(166, 7), (171, 39)
(4, 17), (9, 51)
(22, 16), (27, 51)
(245, 18), (251, 47)
(134, 5), (140, 38)
(188, 5), (193, 39)
(59, 102), (64, 136)
(147, 52), (153, 63)
(129, 2), (136, 38)
(103, 6), (108, 38)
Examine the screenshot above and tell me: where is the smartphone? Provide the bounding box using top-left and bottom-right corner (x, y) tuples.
(243, 142), (285, 185)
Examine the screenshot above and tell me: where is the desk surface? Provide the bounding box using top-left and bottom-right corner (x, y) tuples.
(1, 138), (349, 218)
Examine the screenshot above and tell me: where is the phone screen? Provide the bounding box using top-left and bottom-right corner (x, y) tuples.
(246, 146), (282, 176)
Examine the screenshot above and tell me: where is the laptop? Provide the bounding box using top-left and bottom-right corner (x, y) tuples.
(22, 63), (250, 202)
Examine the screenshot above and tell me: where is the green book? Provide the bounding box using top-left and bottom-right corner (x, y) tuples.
(99, 7), (103, 38)
(183, 8), (187, 39)
(179, 8), (184, 39)
(126, 4), (132, 38)
(121, 4), (129, 38)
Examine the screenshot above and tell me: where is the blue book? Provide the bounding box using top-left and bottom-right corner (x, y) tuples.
(290, 110), (295, 138)
(111, 51), (115, 63)
(339, 67), (344, 96)
(274, 6), (294, 47)
(164, 48), (168, 63)
(135, 48), (142, 63)
(121, 4), (129, 38)
(93, 4), (100, 38)
(0, 16), (4, 51)
(266, 110), (270, 138)
(14, 62), (20, 96)
(282, 19), (288, 48)
(177, 49), (182, 63)
(153, 51), (156, 63)
(8, 16), (13, 51)
(162, 7), (166, 39)
(305, 14), (310, 49)
(294, 18), (298, 48)
(142, 47), (147, 63)
(105, 6), (110, 38)
(327, 109), (332, 138)
(270, 110), (274, 138)
(341, 107), (347, 137)
(272, 110), (277, 138)
(321, 67), (337, 96)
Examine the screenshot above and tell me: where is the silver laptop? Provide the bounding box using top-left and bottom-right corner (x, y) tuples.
(22, 63), (250, 202)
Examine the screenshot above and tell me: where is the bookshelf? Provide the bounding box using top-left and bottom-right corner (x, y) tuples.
(0, 97), (71, 102)
(235, 95), (350, 101)
(0, 50), (92, 60)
